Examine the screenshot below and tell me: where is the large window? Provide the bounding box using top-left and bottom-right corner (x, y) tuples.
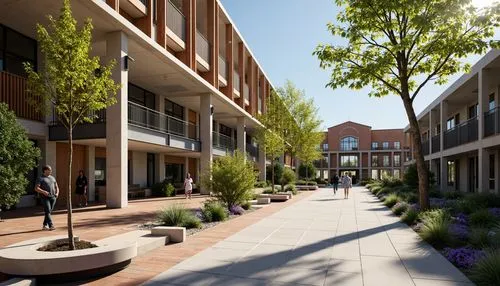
(382, 142), (389, 150)
(165, 163), (184, 184)
(371, 155), (378, 167)
(340, 137), (358, 151)
(340, 155), (358, 167)
(0, 24), (37, 76)
(165, 99), (184, 119)
(468, 104), (478, 119)
(322, 143), (329, 151)
(95, 158), (106, 186)
(219, 124), (232, 137)
(371, 142), (378, 150)
(394, 154), (401, 167)
(383, 155), (390, 167)
(447, 160), (456, 186)
(394, 142), (400, 149)
(129, 83), (155, 109)
(393, 169), (401, 179)
(489, 94), (495, 111)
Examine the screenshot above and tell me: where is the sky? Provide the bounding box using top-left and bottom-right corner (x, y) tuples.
(220, 0), (499, 131)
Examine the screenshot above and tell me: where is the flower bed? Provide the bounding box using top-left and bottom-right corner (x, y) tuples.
(366, 180), (500, 286)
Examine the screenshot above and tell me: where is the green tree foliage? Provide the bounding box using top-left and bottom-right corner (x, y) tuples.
(266, 162), (283, 187)
(0, 103), (41, 214)
(299, 163), (317, 180)
(314, 0), (499, 210)
(24, 0), (120, 249)
(201, 151), (256, 209)
(281, 167), (296, 186)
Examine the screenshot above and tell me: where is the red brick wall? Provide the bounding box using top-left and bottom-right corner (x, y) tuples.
(371, 129), (406, 148)
(327, 121), (372, 150)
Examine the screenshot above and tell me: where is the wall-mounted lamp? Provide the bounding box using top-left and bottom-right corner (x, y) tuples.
(124, 55), (135, 71)
(210, 106), (214, 115)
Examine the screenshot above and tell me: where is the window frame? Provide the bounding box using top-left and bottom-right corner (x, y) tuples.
(340, 136), (358, 151)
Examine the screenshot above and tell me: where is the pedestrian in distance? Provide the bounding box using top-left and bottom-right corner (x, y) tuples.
(332, 173), (339, 195)
(184, 172), (193, 199)
(342, 172), (352, 199)
(35, 165), (59, 231)
(76, 170), (88, 207)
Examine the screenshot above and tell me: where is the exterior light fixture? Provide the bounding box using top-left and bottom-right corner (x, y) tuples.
(124, 55), (135, 71)
(210, 106), (214, 115)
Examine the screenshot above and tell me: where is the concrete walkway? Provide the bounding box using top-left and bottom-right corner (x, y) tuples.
(145, 187), (473, 286)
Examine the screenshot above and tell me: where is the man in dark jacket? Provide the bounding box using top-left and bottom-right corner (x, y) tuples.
(332, 174), (339, 195)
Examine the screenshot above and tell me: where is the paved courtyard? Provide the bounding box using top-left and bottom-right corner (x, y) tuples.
(146, 187), (472, 286)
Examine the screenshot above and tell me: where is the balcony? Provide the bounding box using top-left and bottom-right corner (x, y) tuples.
(444, 117), (478, 149)
(246, 143), (259, 161)
(233, 71), (240, 96)
(213, 132), (235, 153)
(0, 71), (43, 122)
(196, 30), (210, 71)
(166, 0), (186, 51)
(431, 134), (440, 153)
(218, 56), (228, 86)
(243, 83), (249, 106)
(484, 107), (500, 137)
(422, 140), (430, 156)
(119, 0), (147, 18)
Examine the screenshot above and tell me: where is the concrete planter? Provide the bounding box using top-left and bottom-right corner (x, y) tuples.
(296, 185), (318, 191)
(258, 193), (290, 202)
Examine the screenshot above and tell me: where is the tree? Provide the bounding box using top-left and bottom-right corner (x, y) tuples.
(200, 151), (256, 209)
(299, 163), (317, 181)
(314, 0), (499, 210)
(266, 162), (284, 187)
(0, 103), (41, 219)
(25, 0), (120, 249)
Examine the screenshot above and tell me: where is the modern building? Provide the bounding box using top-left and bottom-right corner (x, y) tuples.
(315, 121), (410, 184)
(405, 49), (500, 194)
(0, 0), (276, 208)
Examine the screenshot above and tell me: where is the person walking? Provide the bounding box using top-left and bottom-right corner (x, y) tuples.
(332, 173), (339, 195)
(342, 172), (352, 199)
(76, 170), (88, 207)
(35, 165), (59, 230)
(184, 173), (193, 199)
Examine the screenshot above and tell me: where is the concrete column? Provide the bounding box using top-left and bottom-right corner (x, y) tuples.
(440, 100), (448, 152)
(440, 156), (448, 192)
(478, 148), (489, 193)
(429, 109), (434, 153)
(156, 94), (165, 130)
(106, 31), (128, 208)
(368, 151), (372, 179)
(156, 153), (165, 182)
(200, 94), (213, 195)
(42, 140), (57, 178)
(237, 117), (246, 154)
(196, 158), (200, 185)
(85, 146), (96, 202)
(185, 157), (190, 178)
(258, 148), (266, 181)
(478, 69), (490, 139)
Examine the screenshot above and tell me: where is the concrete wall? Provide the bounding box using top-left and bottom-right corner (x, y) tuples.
(132, 151), (148, 188)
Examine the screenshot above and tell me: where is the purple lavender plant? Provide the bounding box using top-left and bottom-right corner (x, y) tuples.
(488, 207), (500, 219)
(443, 247), (485, 269)
(453, 213), (469, 225)
(448, 223), (469, 240)
(430, 198), (447, 208)
(229, 205), (245, 215)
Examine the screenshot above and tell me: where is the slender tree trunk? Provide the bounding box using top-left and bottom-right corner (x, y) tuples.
(271, 159), (275, 193)
(67, 128), (75, 250)
(401, 92), (430, 210)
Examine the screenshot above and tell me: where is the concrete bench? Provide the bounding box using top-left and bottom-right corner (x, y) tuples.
(257, 197), (271, 204)
(259, 194), (290, 202)
(151, 226), (186, 243)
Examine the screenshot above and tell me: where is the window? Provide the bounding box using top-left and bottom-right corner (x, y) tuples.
(371, 142), (378, 150)
(394, 142), (400, 149)
(371, 170), (379, 180)
(382, 142), (389, 150)
(489, 94), (495, 111)
(394, 154), (401, 167)
(323, 170), (329, 180)
(219, 124), (232, 137)
(165, 99), (184, 119)
(129, 83), (155, 109)
(95, 158), (106, 186)
(147, 153), (155, 188)
(152, 0), (158, 24)
(447, 160), (456, 186)
(0, 24), (37, 76)
(447, 117), (456, 130)
(371, 155), (378, 167)
(340, 155), (358, 167)
(322, 143), (329, 151)
(436, 123), (441, 135)
(393, 169), (401, 179)
(383, 155), (390, 167)
(490, 154), (495, 190)
(468, 104), (478, 119)
(340, 137), (358, 151)
(165, 163), (184, 184)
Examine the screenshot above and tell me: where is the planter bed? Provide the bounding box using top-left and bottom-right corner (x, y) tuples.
(296, 185), (318, 191)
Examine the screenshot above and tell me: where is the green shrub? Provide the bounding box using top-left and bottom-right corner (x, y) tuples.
(381, 176), (403, 188)
(306, 181), (318, 186)
(284, 184), (297, 195)
(470, 250), (500, 286)
(266, 163), (284, 185)
(376, 186), (394, 196)
(280, 168), (296, 185)
(465, 193), (500, 208)
(392, 202), (409, 216)
(401, 208), (419, 225)
(470, 209), (498, 228)
(296, 180), (306, 185)
(202, 201), (228, 222)
(403, 164), (419, 187)
(182, 214), (202, 229)
(360, 178), (375, 186)
(201, 151), (256, 208)
(370, 185), (382, 195)
(399, 192), (418, 204)
(152, 180), (176, 197)
(254, 181), (268, 188)
(298, 163), (316, 180)
(429, 188), (443, 198)
(383, 194), (399, 208)
(241, 201), (252, 210)
(157, 204), (190, 226)
(444, 191), (464, 200)
(452, 199), (482, 215)
(419, 209), (451, 249)
(469, 228), (492, 248)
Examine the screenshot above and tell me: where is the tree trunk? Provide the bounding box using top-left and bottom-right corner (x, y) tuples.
(401, 93), (430, 210)
(67, 128), (75, 250)
(271, 159), (275, 193)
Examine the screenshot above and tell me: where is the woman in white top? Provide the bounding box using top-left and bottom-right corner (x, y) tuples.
(184, 173), (193, 199)
(342, 172), (352, 199)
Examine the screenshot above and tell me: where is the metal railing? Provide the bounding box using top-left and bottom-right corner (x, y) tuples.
(196, 30), (210, 64)
(50, 107), (106, 126)
(244, 83), (249, 102)
(444, 116), (478, 149)
(0, 71), (43, 122)
(246, 143), (259, 160)
(167, 0), (186, 41)
(213, 132), (235, 151)
(128, 102), (198, 139)
(484, 107), (500, 137)
(218, 56), (227, 79)
(431, 134), (440, 153)
(234, 71), (240, 92)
